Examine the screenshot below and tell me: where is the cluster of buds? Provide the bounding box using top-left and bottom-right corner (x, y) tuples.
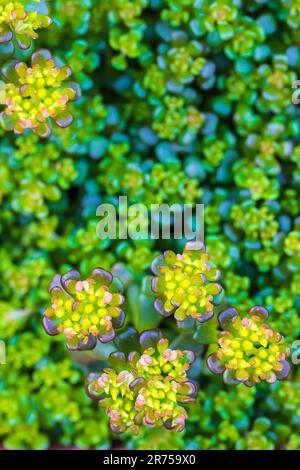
(0, 49), (79, 137)
(151, 241), (222, 324)
(152, 95), (205, 140)
(0, 0), (52, 49)
(198, 0), (238, 38)
(86, 331), (196, 434)
(42, 268), (125, 351)
(207, 306), (291, 386)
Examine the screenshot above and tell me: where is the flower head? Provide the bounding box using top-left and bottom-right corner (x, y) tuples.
(151, 241), (222, 324)
(0, 49), (80, 137)
(207, 306), (291, 386)
(42, 268), (125, 351)
(86, 330), (196, 434)
(0, 0), (52, 49)
(197, 0), (238, 39)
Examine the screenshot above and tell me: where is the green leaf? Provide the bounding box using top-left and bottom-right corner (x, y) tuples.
(128, 284), (161, 332)
(114, 326), (140, 354)
(141, 275), (155, 297)
(170, 333), (202, 354)
(193, 319), (219, 345)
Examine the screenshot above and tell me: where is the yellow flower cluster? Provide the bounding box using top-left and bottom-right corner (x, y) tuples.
(152, 241), (222, 323)
(87, 337), (196, 434)
(43, 269), (125, 350)
(0, 1), (52, 49)
(207, 307), (291, 386)
(1, 50), (77, 136)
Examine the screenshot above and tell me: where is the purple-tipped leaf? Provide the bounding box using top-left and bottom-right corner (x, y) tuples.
(56, 111), (73, 128)
(0, 27), (13, 45)
(61, 270), (81, 291)
(151, 254), (165, 276)
(185, 240), (205, 252)
(98, 330), (115, 344)
(67, 335), (97, 351)
(207, 353), (225, 375)
(109, 352), (127, 371)
(111, 309), (125, 330)
(91, 267), (113, 286)
(36, 122), (52, 139)
(31, 49), (52, 66)
(129, 378), (146, 391)
(154, 298), (174, 317)
(139, 329), (162, 351)
(249, 305), (269, 321)
(218, 307), (238, 330)
(41, 316), (60, 336)
(223, 369), (240, 386)
(1, 60), (18, 82)
(277, 360), (291, 381)
(196, 309), (214, 323)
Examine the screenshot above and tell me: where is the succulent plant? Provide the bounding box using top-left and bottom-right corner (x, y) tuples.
(0, 0), (299, 452)
(42, 268), (125, 350)
(151, 241), (222, 325)
(0, 49), (80, 137)
(0, 0), (52, 50)
(86, 330), (196, 434)
(207, 306), (291, 386)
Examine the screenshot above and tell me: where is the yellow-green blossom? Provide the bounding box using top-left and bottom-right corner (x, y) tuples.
(87, 333), (196, 434)
(0, 49), (79, 137)
(207, 306), (291, 386)
(43, 268), (125, 350)
(151, 241), (222, 324)
(0, 0), (52, 49)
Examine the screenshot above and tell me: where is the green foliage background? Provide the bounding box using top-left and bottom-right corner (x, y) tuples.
(0, 0), (300, 450)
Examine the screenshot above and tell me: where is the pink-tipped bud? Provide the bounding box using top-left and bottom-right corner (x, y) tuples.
(139, 354), (153, 366)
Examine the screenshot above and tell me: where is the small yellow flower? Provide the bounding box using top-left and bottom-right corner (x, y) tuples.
(42, 268), (125, 351)
(0, 49), (79, 137)
(86, 333), (196, 434)
(207, 306), (291, 386)
(151, 241), (222, 324)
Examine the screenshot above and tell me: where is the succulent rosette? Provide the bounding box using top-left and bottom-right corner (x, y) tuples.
(0, 49), (80, 137)
(207, 306), (291, 387)
(86, 329), (197, 434)
(151, 241), (222, 324)
(42, 268), (125, 351)
(0, 0), (52, 49)
(197, 0), (238, 38)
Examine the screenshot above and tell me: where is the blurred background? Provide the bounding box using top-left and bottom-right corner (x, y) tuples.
(0, 0), (300, 450)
